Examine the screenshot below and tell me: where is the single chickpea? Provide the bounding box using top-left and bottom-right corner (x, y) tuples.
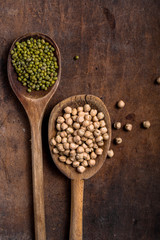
(77, 165), (86, 173)
(66, 159), (72, 165)
(86, 139), (93, 146)
(97, 112), (104, 120)
(77, 106), (83, 112)
(77, 116), (84, 123)
(124, 123), (132, 131)
(81, 136), (87, 142)
(90, 152), (97, 159)
(56, 135), (61, 143)
(85, 148), (91, 153)
(72, 115), (77, 121)
(78, 111), (85, 117)
(94, 129), (101, 137)
(156, 77), (160, 84)
(64, 150), (70, 156)
(77, 146), (84, 153)
(113, 122), (121, 130)
(57, 116), (65, 124)
(60, 131), (67, 138)
(88, 133), (94, 139)
(99, 120), (106, 128)
(90, 109), (97, 116)
(66, 118), (73, 126)
(73, 130), (78, 136)
(98, 141), (104, 147)
(70, 143), (78, 150)
(142, 121), (151, 129)
(68, 136), (73, 143)
(67, 127), (74, 134)
(72, 161), (80, 168)
(100, 127), (107, 134)
(82, 143), (87, 149)
(84, 131), (91, 138)
(74, 135), (81, 143)
(78, 140), (83, 145)
(83, 120), (90, 127)
(73, 122), (80, 129)
(56, 123), (61, 131)
(59, 156), (66, 163)
(83, 152), (89, 160)
(115, 137), (122, 144)
(93, 143), (98, 149)
(57, 144), (65, 152)
(107, 149), (114, 158)
(95, 136), (103, 142)
(81, 161), (88, 167)
(77, 129), (85, 136)
(117, 100), (125, 108)
(63, 142), (70, 150)
(87, 124), (94, 132)
(85, 115), (92, 121)
(92, 116), (98, 122)
(50, 137), (56, 146)
(103, 133), (109, 141)
(70, 150), (76, 157)
(62, 137), (67, 143)
(81, 126), (86, 130)
(64, 113), (70, 119)
(94, 122), (100, 129)
(72, 108), (77, 115)
(88, 159), (96, 167)
(84, 104), (91, 112)
(95, 148), (103, 155)
(76, 153), (84, 160)
(52, 148), (59, 154)
(61, 123), (68, 130)
(70, 156), (76, 162)
(64, 106), (72, 114)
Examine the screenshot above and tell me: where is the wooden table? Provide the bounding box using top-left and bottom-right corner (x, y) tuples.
(0, 0), (160, 239)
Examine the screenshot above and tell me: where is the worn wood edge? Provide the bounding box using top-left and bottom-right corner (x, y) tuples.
(48, 94), (111, 180)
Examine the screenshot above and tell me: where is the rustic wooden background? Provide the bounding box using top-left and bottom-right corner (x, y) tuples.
(0, 0), (160, 239)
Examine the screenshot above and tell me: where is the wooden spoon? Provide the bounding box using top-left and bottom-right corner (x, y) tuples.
(48, 95), (111, 240)
(7, 33), (61, 240)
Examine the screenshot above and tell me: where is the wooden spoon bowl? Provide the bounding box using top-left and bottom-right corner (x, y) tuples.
(8, 33), (61, 240)
(48, 94), (111, 240)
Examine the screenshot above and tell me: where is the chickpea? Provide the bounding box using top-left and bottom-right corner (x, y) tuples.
(66, 159), (72, 165)
(113, 122), (121, 130)
(64, 106), (72, 114)
(59, 156), (66, 162)
(78, 111), (85, 117)
(70, 143), (78, 150)
(82, 143), (87, 149)
(73, 122), (80, 129)
(84, 131), (91, 138)
(64, 150), (70, 156)
(81, 137), (87, 142)
(70, 156), (76, 162)
(143, 121), (151, 129)
(156, 77), (160, 84)
(56, 123), (61, 131)
(72, 161), (80, 168)
(56, 135), (61, 143)
(99, 120), (106, 128)
(85, 148), (91, 153)
(52, 148), (59, 154)
(76, 153), (84, 160)
(84, 104), (91, 112)
(88, 159), (96, 167)
(70, 150), (76, 157)
(94, 122), (100, 129)
(85, 115), (92, 121)
(93, 143), (98, 149)
(81, 160), (88, 167)
(107, 149), (114, 158)
(117, 100), (125, 108)
(94, 129), (101, 137)
(77, 166), (86, 173)
(66, 118), (73, 126)
(115, 137), (122, 144)
(90, 109), (97, 116)
(87, 124), (94, 132)
(90, 152), (97, 159)
(95, 148), (103, 155)
(83, 152), (89, 160)
(72, 115), (77, 121)
(100, 127), (107, 134)
(50, 137), (56, 146)
(64, 113), (70, 119)
(98, 141), (104, 147)
(92, 116), (98, 122)
(77, 116), (84, 123)
(68, 136), (73, 143)
(77, 129), (85, 136)
(77, 106), (83, 112)
(96, 136), (103, 142)
(61, 123), (68, 130)
(77, 146), (84, 153)
(83, 120), (90, 127)
(73, 130), (78, 136)
(103, 133), (109, 140)
(97, 112), (104, 120)
(124, 123), (132, 131)
(63, 142), (70, 150)
(72, 108), (77, 115)
(57, 144), (65, 152)
(67, 127), (74, 134)
(73, 135), (81, 143)
(61, 137), (67, 144)
(57, 116), (65, 124)
(60, 131), (67, 138)
(88, 133), (94, 139)
(86, 139), (93, 146)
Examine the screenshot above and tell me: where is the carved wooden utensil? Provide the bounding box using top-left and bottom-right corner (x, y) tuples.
(7, 33), (61, 240)
(48, 95), (111, 240)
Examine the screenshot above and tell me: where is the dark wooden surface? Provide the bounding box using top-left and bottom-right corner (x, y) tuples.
(0, 0), (160, 239)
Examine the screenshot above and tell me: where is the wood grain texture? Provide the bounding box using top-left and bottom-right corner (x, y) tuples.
(0, 0), (160, 240)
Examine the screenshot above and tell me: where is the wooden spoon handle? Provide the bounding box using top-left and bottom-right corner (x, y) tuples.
(70, 179), (84, 240)
(31, 122), (46, 240)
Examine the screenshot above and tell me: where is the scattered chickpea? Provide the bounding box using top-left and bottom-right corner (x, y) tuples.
(77, 166), (86, 173)
(117, 100), (125, 108)
(88, 159), (96, 167)
(64, 106), (72, 114)
(115, 137), (122, 144)
(84, 104), (91, 112)
(124, 123), (132, 131)
(143, 121), (151, 129)
(113, 122), (121, 130)
(156, 77), (160, 84)
(107, 149), (114, 158)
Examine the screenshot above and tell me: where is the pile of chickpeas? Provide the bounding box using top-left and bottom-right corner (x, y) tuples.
(50, 104), (109, 173)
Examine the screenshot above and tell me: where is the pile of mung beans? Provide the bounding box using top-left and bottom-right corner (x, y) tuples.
(50, 104), (109, 173)
(11, 38), (58, 92)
